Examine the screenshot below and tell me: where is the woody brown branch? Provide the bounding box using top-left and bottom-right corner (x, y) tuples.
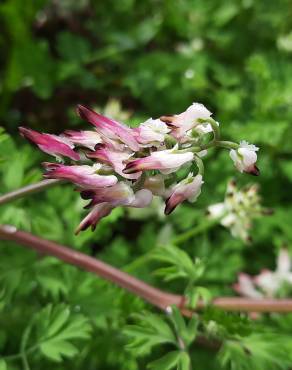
(1, 225), (292, 313)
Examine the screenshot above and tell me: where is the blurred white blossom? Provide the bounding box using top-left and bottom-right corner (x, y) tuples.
(234, 249), (292, 298)
(207, 180), (270, 243)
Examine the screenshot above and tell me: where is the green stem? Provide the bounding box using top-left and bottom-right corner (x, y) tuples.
(215, 141), (239, 150)
(194, 155), (204, 176)
(1, 346), (37, 362)
(172, 218), (221, 245)
(124, 252), (152, 272)
(0, 179), (63, 206)
(1, 353), (23, 361)
(198, 118), (220, 142)
(21, 353), (30, 370)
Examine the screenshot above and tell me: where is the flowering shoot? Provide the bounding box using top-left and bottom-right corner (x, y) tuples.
(20, 102), (260, 233)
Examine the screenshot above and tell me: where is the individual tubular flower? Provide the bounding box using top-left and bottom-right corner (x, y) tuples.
(229, 141), (259, 175)
(63, 130), (102, 151)
(207, 180), (269, 243)
(80, 182), (153, 209)
(19, 127), (80, 161)
(160, 103), (212, 141)
(75, 203), (113, 234)
(234, 249), (292, 298)
(135, 118), (170, 147)
(87, 145), (141, 180)
(123, 146), (194, 175)
(80, 182), (135, 208)
(75, 188), (153, 233)
(76, 104), (140, 151)
(43, 163), (117, 188)
(165, 173), (203, 215)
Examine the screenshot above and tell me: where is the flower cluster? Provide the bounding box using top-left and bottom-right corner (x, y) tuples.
(207, 180), (270, 243)
(19, 103), (259, 234)
(234, 249), (292, 298)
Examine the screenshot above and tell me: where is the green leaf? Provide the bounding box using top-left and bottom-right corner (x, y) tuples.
(151, 245), (205, 282)
(218, 333), (292, 370)
(35, 304), (91, 362)
(0, 360), (7, 370)
(124, 311), (177, 356)
(40, 341), (78, 362)
(168, 306), (197, 348)
(178, 352), (191, 370)
(148, 351), (181, 370)
(3, 153), (24, 190)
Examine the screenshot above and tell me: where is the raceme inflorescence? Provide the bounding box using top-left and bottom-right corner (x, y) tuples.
(19, 103), (259, 234)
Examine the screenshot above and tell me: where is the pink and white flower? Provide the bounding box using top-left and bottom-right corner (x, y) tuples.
(233, 273), (263, 299)
(234, 249), (292, 299)
(255, 249), (292, 296)
(230, 141), (259, 175)
(124, 146), (194, 174)
(43, 163), (117, 188)
(161, 103), (212, 141)
(135, 118), (170, 146)
(81, 182), (153, 208)
(165, 173), (203, 214)
(77, 105), (140, 151)
(19, 127), (80, 161)
(80, 182), (135, 208)
(63, 130), (102, 151)
(75, 203), (113, 234)
(75, 187), (153, 233)
(87, 146), (141, 180)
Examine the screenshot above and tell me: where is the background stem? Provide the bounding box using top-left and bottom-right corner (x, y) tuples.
(1, 224), (292, 313)
(0, 179), (63, 206)
(172, 218), (220, 245)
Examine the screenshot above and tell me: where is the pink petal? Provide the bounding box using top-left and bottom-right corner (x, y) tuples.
(76, 105), (140, 151)
(80, 182), (134, 208)
(19, 127), (80, 161)
(124, 150), (193, 174)
(43, 163), (117, 188)
(75, 203), (113, 234)
(63, 130), (102, 150)
(164, 193), (185, 215)
(87, 147), (141, 180)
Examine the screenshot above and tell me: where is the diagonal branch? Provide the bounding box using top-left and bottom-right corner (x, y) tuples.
(1, 224), (292, 313)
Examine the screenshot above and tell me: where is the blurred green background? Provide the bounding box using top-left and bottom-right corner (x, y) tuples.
(1, 0), (292, 369)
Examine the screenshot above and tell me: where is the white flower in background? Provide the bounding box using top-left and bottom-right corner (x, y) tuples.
(233, 273), (263, 299)
(255, 249), (292, 296)
(230, 141), (259, 176)
(234, 249), (292, 298)
(207, 180), (269, 243)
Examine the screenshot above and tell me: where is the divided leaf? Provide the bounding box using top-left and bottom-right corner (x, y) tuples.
(35, 304), (91, 362)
